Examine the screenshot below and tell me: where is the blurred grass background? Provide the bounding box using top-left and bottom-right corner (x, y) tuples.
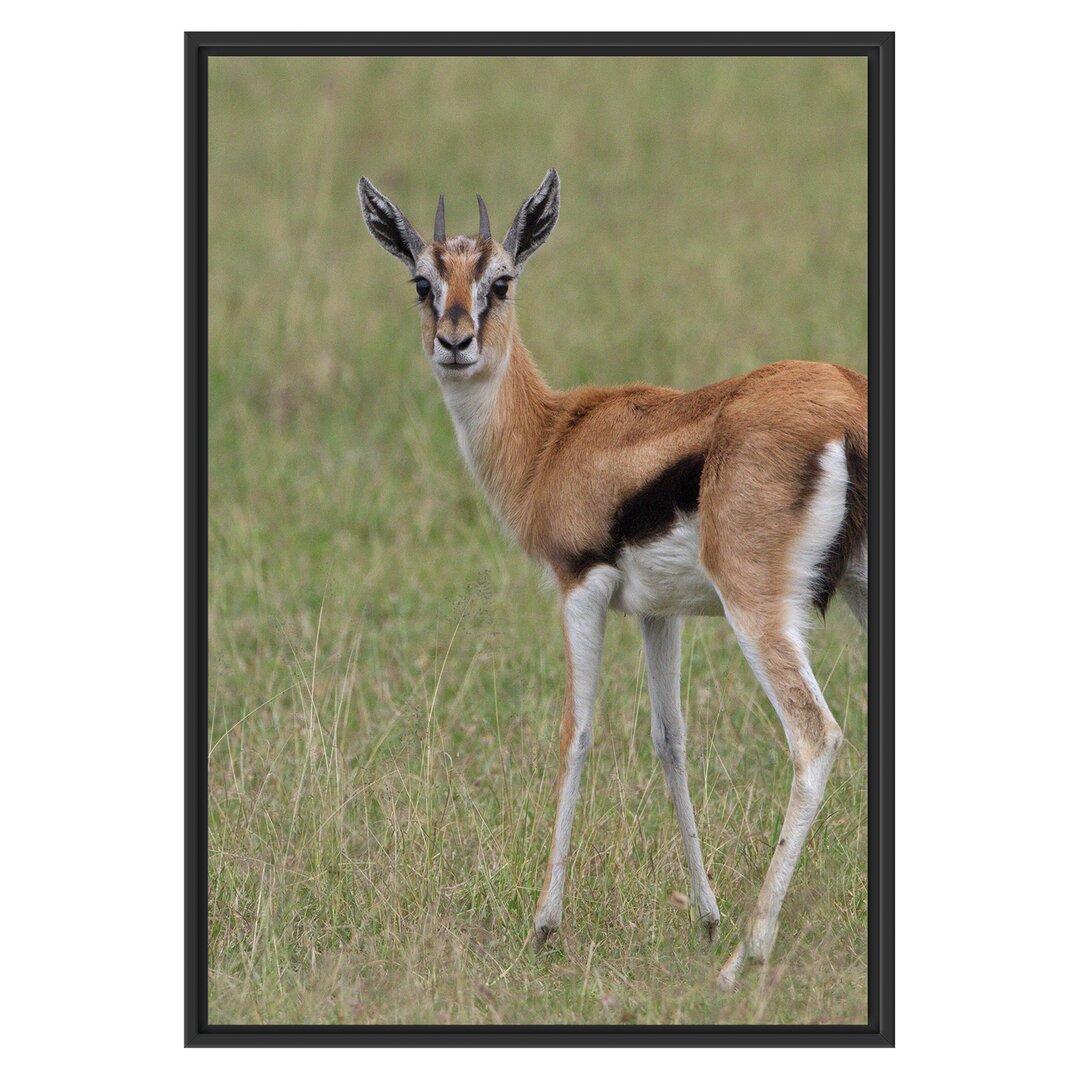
(207, 54), (867, 1026)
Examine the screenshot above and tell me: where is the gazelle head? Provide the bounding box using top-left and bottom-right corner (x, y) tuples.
(358, 169), (560, 382)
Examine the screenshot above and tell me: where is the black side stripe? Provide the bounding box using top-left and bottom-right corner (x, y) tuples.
(565, 454), (705, 577)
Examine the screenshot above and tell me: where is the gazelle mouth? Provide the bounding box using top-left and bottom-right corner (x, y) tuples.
(438, 358), (478, 369)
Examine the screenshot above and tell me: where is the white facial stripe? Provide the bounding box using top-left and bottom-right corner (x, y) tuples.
(469, 279), (481, 325)
(414, 253), (514, 322)
(412, 257), (447, 317)
(472, 266), (514, 323)
(479, 264), (513, 290)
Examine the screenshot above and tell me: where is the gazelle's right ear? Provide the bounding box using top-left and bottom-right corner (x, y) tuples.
(357, 177), (425, 269)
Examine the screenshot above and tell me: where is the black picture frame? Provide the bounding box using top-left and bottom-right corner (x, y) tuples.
(186, 30), (894, 1047)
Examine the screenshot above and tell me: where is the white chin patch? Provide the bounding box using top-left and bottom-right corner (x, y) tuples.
(436, 356), (480, 374)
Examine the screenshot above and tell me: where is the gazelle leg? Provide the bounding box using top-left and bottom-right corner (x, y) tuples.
(695, 432), (857, 985)
(533, 570), (614, 949)
(839, 543), (868, 632)
(640, 615), (721, 939)
(718, 619), (843, 987)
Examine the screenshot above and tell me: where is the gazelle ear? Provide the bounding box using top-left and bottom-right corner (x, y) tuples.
(503, 168), (560, 270)
(357, 177), (425, 269)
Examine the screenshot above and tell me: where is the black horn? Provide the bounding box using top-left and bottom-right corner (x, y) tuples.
(477, 193), (491, 240)
(434, 193), (446, 243)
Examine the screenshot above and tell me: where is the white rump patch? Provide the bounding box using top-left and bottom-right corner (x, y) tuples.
(786, 439), (849, 637)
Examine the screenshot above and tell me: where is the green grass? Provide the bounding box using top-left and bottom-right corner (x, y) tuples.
(207, 54), (868, 1026)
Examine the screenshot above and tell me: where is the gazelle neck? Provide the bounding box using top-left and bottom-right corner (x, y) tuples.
(438, 326), (558, 537)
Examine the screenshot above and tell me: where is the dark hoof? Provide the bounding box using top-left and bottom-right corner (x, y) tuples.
(532, 924), (558, 952)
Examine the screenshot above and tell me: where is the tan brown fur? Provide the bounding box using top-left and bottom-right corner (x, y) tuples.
(417, 233), (867, 619)
(417, 236), (512, 355)
(359, 173), (868, 973)
(697, 364), (866, 606)
(435, 309), (867, 596)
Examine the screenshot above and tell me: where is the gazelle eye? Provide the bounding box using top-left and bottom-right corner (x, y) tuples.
(491, 277), (511, 300)
(413, 277), (431, 300)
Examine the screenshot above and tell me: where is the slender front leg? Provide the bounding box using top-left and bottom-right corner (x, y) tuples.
(533, 570), (614, 949)
(640, 615), (721, 940)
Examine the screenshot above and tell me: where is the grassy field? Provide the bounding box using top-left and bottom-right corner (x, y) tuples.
(207, 55), (868, 1026)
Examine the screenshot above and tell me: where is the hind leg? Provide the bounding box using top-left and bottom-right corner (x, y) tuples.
(838, 542), (868, 631)
(716, 616), (843, 985)
(698, 434), (852, 985)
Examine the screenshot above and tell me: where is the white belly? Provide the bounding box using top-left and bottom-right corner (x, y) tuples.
(609, 513), (726, 618)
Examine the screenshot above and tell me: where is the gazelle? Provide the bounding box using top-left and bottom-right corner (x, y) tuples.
(358, 169), (867, 986)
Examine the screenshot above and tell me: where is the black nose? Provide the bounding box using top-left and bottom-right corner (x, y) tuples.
(437, 335), (474, 353)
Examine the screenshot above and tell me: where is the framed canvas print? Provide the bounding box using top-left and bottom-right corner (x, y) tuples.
(186, 31), (894, 1046)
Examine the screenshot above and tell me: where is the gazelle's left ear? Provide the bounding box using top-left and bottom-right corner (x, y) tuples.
(503, 168), (560, 271)
(357, 177), (425, 269)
